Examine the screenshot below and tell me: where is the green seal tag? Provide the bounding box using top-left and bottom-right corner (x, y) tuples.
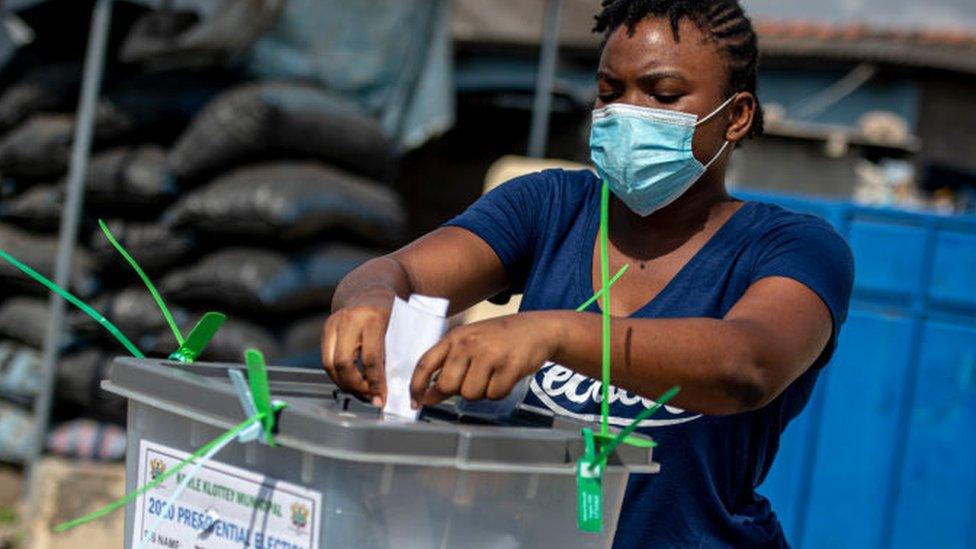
(574, 386), (681, 535)
(245, 348), (279, 446)
(168, 312), (226, 363)
(577, 427), (604, 533)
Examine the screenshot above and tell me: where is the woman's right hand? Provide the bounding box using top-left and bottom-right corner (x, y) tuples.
(319, 227), (513, 406)
(321, 287), (396, 406)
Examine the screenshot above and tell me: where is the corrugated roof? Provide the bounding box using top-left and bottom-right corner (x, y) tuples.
(755, 20), (976, 74)
(755, 20), (976, 48)
(452, 1), (976, 74)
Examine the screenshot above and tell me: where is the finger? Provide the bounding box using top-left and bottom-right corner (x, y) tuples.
(486, 362), (521, 401)
(360, 315), (387, 406)
(321, 315), (339, 381)
(333, 323), (369, 395)
(410, 340), (451, 405)
(459, 358), (493, 401)
(423, 347), (471, 406)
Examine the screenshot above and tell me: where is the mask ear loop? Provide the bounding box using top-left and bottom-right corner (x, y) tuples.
(702, 140), (732, 171)
(695, 93), (739, 127)
(696, 93), (738, 171)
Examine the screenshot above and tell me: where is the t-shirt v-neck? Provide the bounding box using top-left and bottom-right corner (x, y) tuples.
(578, 198), (755, 318)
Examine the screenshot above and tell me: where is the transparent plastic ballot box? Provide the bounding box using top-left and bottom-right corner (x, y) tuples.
(103, 358), (659, 548)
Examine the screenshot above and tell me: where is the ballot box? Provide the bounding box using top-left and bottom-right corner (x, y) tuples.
(104, 358), (659, 548)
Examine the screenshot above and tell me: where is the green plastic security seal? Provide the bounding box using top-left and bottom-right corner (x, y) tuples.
(575, 264), (629, 313)
(577, 427), (604, 533)
(0, 248), (145, 357)
(168, 312), (227, 363)
(98, 219), (185, 346)
(598, 180), (613, 436)
(575, 386), (680, 533)
(590, 385), (680, 471)
(100, 219), (227, 363)
(245, 348), (287, 446)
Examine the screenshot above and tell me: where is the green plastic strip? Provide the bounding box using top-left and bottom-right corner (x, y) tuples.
(245, 349), (277, 446)
(602, 433), (656, 449)
(588, 385), (680, 471)
(53, 410), (266, 532)
(0, 248), (144, 358)
(98, 219), (184, 346)
(576, 427), (603, 532)
(575, 264), (629, 313)
(576, 387), (679, 533)
(168, 312), (227, 363)
(599, 180), (612, 436)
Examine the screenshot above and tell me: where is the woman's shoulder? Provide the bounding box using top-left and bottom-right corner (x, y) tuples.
(446, 168), (599, 243)
(740, 200), (854, 275)
(488, 168), (600, 215)
(744, 201), (846, 241)
(739, 201), (855, 328)
(500, 167), (599, 195)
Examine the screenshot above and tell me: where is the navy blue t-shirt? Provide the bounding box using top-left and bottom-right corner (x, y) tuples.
(446, 169), (854, 548)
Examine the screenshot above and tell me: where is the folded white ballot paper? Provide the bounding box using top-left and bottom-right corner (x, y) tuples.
(383, 294), (449, 420)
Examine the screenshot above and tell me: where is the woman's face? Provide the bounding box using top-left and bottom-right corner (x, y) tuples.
(596, 16), (755, 165)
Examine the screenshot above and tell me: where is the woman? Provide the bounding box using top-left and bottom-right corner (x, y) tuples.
(322, 0), (854, 546)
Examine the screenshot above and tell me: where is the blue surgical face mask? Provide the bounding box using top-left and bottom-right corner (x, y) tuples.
(589, 95), (736, 216)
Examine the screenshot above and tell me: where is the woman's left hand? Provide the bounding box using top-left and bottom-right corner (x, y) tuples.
(410, 312), (561, 407)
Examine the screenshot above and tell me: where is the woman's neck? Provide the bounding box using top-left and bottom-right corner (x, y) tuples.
(608, 173), (736, 259)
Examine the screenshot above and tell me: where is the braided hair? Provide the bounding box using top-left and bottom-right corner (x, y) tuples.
(594, 0), (765, 137)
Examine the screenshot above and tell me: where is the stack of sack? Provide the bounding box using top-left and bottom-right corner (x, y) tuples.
(0, 61), (135, 462)
(0, 15), (406, 463)
(141, 80), (404, 367)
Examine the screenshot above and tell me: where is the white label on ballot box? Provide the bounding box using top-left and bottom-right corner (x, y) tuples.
(132, 440), (322, 549)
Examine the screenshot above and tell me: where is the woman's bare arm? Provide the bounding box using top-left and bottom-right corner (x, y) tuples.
(322, 227), (509, 402)
(334, 227), (509, 315)
(409, 276), (833, 415)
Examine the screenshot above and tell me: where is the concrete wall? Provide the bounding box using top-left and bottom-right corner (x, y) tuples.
(729, 136), (862, 198)
(915, 77), (976, 174)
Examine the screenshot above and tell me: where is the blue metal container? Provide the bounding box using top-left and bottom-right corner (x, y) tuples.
(739, 192), (976, 549)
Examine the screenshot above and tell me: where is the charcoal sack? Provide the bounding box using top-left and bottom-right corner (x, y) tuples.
(279, 314), (326, 368)
(0, 114), (74, 180)
(56, 349), (125, 423)
(0, 63), (81, 132)
(161, 245), (377, 314)
(0, 298), (52, 348)
(104, 70), (242, 140)
(166, 81), (393, 181)
(164, 162), (405, 245)
(282, 314), (325, 357)
(0, 147), (177, 229)
(83, 145), (178, 208)
(0, 223), (98, 298)
(0, 106), (134, 180)
(0, 63), (81, 133)
(0, 184), (64, 232)
(70, 287), (191, 342)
